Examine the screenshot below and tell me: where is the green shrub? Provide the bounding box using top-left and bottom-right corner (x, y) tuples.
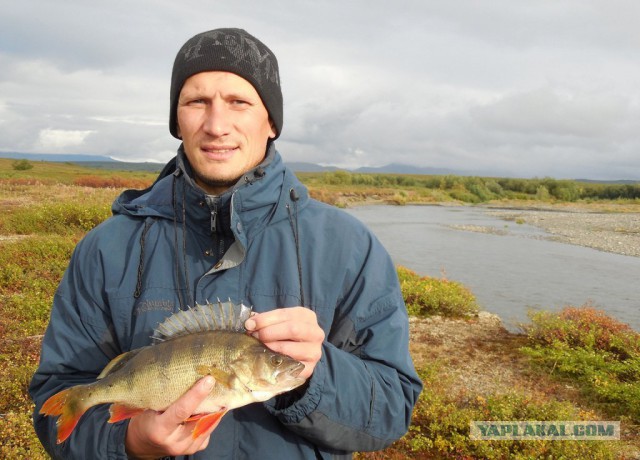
(0, 236), (74, 336)
(0, 235), (73, 459)
(449, 186), (482, 203)
(324, 170), (353, 185)
(1, 201), (111, 235)
(524, 306), (640, 356)
(397, 266), (479, 317)
(464, 178), (495, 202)
(73, 175), (151, 189)
(12, 159), (34, 171)
(376, 363), (623, 459)
(521, 305), (640, 423)
(0, 410), (48, 459)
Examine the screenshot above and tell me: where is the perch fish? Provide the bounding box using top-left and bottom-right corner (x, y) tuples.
(40, 300), (306, 444)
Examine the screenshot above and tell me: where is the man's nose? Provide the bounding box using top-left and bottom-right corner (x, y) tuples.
(203, 102), (231, 137)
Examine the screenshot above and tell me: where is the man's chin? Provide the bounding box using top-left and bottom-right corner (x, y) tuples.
(195, 174), (240, 195)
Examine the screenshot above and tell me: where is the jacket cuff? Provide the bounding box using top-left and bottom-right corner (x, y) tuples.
(108, 420), (130, 459)
(263, 351), (327, 424)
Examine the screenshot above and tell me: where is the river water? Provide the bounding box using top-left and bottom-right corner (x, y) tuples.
(345, 205), (640, 332)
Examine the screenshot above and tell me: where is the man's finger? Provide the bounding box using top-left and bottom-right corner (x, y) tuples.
(245, 307), (315, 332)
(161, 376), (215, 425)
(254, 320), (324, 343)
(244, 310), (285, 331)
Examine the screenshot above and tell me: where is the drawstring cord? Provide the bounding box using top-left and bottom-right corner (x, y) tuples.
(134, 218), (155, 299)
(287, 188), (305, 307)
(171, 175), (185, 310)
(181, 178), (194, 308)
(172, 173), (194, 310)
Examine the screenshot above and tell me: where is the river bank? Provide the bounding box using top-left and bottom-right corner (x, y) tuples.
(333, 192), (640, 259)
(483, 203), (640, 258)
(400, 311), (640, 459)
(396, 202), (640, 457)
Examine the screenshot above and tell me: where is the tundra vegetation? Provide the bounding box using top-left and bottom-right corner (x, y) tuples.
(1, 158), (639, 458)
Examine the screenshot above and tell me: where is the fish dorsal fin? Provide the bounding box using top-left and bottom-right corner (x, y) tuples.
(98, 349), (142, 379)
(152, 300), (252, 343)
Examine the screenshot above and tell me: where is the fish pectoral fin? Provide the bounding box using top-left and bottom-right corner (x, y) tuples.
(184, 413), (208, 422)
(191, 410), (228, 439)
(108, 404), (145, 423)
(195, 366), (234, 389)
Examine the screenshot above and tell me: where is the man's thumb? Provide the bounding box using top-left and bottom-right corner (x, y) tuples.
(170, 376), (216, 422)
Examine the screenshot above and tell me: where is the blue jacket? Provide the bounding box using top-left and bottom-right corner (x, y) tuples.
(29, 145), (422, 459)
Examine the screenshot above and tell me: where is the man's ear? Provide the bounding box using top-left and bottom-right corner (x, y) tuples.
(269, 119), (277, 139)
(176, 124), (182, 140)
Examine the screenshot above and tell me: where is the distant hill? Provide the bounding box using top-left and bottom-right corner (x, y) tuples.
(0, 152), (480, 175)
(0, 152), (163, 172)
(352, 163), (460, 176)
(2, 151), (637, 183)
(576, 178), (640, 185)
(286, 162), (338, 172)
(1, 152), (115, 163)
(287, 162), (480, 176)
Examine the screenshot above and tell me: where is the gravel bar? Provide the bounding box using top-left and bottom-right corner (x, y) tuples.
(486, 208), (640, 258)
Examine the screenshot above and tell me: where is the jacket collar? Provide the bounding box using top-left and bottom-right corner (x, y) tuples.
(112, 143), (309, 242)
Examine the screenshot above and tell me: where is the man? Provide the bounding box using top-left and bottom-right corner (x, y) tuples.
(30, 28), (422, 459)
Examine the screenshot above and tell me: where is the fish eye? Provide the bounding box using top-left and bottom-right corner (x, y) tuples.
(271, 355), (283, 366)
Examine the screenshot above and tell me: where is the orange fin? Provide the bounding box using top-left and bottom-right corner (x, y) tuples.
(108, 403), (145, 423)
(40, 388), (87, 444)
(192, 410), (228, 438)
(184, 412), (209, 422)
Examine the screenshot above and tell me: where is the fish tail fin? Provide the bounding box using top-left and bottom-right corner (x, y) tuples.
(40, 387), (89, 444)
(191, 409), (228, 438)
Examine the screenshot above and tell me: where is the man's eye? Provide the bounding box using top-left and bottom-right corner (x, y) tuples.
(231, 99), (249, 106)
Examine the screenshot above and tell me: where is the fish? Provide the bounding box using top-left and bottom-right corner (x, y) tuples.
(40, 300), (306, 444)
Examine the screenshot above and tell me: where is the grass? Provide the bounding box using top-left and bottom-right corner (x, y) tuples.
(521, 306), (640, 424)
(356, 273), (639, 459)
(356, 363), (623, 459)
(0, 157), (157, 186)
(298, 170), (640, 205)
(0, 238), (72, 458)
(1, 159), (639, 458)
(0, 160), (145, 458)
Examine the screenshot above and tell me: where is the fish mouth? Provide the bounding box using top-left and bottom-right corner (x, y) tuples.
(290, 362), (305, 377)
(276, 361), (305, 382)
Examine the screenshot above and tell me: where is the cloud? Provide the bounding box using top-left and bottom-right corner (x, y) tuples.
(36, 128), (94, 150)
(472, 87), (629, 138)
(1, 1), (639, 179)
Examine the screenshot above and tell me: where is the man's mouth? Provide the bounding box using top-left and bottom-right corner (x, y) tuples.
(201, 146), (238, 159)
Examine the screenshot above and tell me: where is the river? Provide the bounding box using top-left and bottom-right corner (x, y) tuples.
(345, 205), (640, 332)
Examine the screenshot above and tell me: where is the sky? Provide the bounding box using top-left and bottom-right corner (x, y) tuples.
(1, 1), (639, 180)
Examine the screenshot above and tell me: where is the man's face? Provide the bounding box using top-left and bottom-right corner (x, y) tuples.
(177, 71), (276, 195)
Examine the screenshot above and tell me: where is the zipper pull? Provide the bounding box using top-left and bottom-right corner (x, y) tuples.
(211, 207), (218, 233)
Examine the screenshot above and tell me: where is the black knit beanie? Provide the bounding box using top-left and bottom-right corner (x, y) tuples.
(169, 28), (283, 139)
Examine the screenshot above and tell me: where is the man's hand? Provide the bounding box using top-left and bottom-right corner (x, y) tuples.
(244, 307), (325, 379)
(125, 376), (218, 459)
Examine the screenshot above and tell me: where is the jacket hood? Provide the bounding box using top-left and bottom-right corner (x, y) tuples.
(112, 143), (309, 240)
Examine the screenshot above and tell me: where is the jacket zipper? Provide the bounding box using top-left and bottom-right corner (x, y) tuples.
(209, 197), (226, 261)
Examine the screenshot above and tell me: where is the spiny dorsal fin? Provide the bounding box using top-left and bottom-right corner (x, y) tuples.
(152, 300), (252, 343)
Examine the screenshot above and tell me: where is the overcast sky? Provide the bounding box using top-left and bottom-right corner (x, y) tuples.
(1, 1), (639, 180)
